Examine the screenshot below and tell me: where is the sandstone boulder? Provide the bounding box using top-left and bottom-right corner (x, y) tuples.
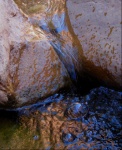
(0, 0), (70, 108)
(66, 0), (122, 88)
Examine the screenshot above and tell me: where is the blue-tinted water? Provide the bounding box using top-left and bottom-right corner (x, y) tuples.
(0, 87), (121, 149)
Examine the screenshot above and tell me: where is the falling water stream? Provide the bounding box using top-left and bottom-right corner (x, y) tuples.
(0, 0), (122, 149)
(14, 0), (83, 84)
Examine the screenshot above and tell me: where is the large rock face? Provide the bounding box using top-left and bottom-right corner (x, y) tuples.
(0, 0), (70, 108)
(66, 0), (122, 88)
(0, 0), (121, 108)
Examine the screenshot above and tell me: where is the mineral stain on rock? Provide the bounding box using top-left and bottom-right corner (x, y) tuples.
(107, 26), (114, 37)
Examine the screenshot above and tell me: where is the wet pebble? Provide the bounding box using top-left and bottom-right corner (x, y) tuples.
(62, 133), (76, 143)
(33, 135), (39, 140)
(65, 102), (88, 119)
(85, 95), (91, 101)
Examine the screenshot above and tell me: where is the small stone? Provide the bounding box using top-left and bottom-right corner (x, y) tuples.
(65, 102), (88, 119)
(33, 135), (39, 140)
(62, 133), (76, 143)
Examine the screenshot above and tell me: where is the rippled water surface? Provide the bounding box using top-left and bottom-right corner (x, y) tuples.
(0, 87), (122, 149)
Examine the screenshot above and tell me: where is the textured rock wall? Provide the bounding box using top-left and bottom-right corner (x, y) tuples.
(66, 0), (122, 88)
(0, 0), (70, 108)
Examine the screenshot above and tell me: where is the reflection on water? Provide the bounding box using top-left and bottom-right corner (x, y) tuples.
(14, 0), (65, 16)
(0, 87), (122, 149)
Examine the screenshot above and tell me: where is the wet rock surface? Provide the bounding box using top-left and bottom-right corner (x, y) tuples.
(0, 86), (121, 149)
(0, 0), (71, 108)
(9, 39), (70, 108)
(1, 0), (121, 108)
(66, 0), (122, 88)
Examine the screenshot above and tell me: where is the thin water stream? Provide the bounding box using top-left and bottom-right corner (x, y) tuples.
(14, 0), (83, 84)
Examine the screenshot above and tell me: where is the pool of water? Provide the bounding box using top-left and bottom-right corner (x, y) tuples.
(0, 86), (122, 149)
